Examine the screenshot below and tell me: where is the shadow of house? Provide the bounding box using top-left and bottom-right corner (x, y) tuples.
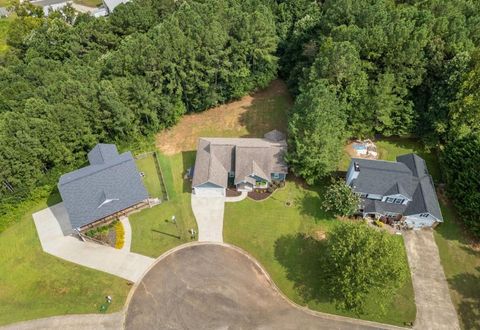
(447, 267), (480, 330)
(182, 151), (196, 193)
(238, 79), (292, 138)
(274, 233), (330, 304)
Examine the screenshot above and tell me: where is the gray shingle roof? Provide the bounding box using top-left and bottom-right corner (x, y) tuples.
(351, 154), (443, 221)
(58, 144), (148, 229)
(192, 131), (288, 188)
(103, 0), (129, 13)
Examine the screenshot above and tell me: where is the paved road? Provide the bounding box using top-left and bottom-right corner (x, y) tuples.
(404, 230), (460, 330)
(33, 203), (155, 283)
(191, 195), (225, 242)
(0, 313), (123, 330)
(125, 244), (401, 330)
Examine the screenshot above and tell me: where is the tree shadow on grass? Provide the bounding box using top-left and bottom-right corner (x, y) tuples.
(447, 267), (480, 329)
(181, 151), (196, 193)
(274, 233), (331, 304)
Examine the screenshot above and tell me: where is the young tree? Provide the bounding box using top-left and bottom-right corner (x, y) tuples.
(322, 179), (360, 217)
(286, 80), (347, 184)
(325, 222), (408, 314)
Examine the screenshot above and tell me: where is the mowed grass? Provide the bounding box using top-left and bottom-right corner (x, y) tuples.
(0, 17), (11, 54)
(0, 199), (131, 326)
(434, 204), (480, 330)
(223, 180), (416, 326)
(156, 79), (292, 154)
(73, 0), (103, 7)
(129, 152), (197, 258)
(135, 154), (164, 199)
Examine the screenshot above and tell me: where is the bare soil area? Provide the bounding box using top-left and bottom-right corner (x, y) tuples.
(156, 80), (292, 155)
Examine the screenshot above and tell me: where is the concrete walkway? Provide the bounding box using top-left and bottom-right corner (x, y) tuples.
(190, 195), (225, 242)
(403, 230), (460, 330)
(119, 217), (132, 252)
(225, 191), (248, 202)
(0, 313), (123, 330)
(33, 203), (155, 283)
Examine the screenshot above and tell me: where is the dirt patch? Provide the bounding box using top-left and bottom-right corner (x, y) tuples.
(248, 190), (272, 201)
(313, 230), (326, 241)
(156, 80), (292, 155)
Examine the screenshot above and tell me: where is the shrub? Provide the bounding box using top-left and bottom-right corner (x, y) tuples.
(114, 221), (125, 249)
(322, 179), (360, 217)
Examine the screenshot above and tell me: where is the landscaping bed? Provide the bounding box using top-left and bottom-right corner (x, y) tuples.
(85, 221), (125, 249)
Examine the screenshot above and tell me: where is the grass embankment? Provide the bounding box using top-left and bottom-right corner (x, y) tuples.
(129, 152), (197, 258)
(223, 180), (416, 326)
(434, 205), (480, 330)
(0, 199), (130, 326)
(0, 17), (11, 54)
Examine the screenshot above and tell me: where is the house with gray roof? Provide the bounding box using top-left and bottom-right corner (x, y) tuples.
(192, 130), (288, 197)
(58, 144), (148, 231)
(346, 154), (443, 228)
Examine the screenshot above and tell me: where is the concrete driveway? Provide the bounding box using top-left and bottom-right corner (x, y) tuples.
(403, 230), (460, 330)
(125, 244), (402, 330)
(191, 195), (225, 242)
(33, 203), (155, 283)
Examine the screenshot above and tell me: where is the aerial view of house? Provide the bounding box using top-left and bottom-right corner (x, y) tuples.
(346, 154), (443, 228)
(1, 1), (479, 330)
(58, 143), (148, 231)
(191, 130), (288, 197)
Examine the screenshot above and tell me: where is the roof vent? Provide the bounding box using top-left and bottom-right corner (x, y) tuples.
(354, 162), (360, 172)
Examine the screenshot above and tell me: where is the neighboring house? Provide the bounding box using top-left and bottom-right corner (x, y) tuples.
(346, 154), (443, 228)
(192, 130), (288, 197)
(58, 144), (148, 232)
(31, 0), (71, 15)
(102, 0), (129, 14)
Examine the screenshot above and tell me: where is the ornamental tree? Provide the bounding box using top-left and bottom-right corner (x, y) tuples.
(322, 179), (360, 217)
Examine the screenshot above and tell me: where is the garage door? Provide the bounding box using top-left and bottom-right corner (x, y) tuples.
(194, 187), (225, 197)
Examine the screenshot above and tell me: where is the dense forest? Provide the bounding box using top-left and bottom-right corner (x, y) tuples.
(0, 0), (479, 237)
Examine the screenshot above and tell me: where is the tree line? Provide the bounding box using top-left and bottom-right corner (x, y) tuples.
(0, 0), (278, 203)
(279, 0), (480, 238)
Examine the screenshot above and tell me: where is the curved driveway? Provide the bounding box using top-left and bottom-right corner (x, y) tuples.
(125, 244), (399, 330)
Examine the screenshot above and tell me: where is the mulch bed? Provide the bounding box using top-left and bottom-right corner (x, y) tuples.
(248, 190), (272, 201)
(226, 189), (242, 197)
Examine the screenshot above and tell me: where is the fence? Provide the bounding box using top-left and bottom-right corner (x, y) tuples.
(135, 151), (169, 202)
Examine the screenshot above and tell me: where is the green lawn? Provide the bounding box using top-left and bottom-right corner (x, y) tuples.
(434, 204), (480, 330)
(129, 152), (197, 258)
(223, 179), (416, 326)
(135, 153), (165, 200)
(0, 17), (11, 54)
(0, 199), (131, 326)
(73, 0), (103, 7)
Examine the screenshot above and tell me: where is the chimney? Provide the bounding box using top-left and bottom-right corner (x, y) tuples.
(354, 162), (360, 172)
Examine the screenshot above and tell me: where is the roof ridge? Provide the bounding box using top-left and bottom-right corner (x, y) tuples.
(59, 154), (132, 186)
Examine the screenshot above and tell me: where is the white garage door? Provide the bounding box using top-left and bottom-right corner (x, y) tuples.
(194, 187), (225, 197)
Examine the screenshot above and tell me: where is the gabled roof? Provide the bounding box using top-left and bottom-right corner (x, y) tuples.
(58, 144), (148, 228)
(350, 153), (443, 221)
(103, 0), (129, 13)
(192, 131), (288, 188)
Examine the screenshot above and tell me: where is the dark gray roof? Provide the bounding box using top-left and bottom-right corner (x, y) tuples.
(58, 144), (148, 228)
(351, 154), (443, 221)
(363, 199), (406, 214)
(192, 131), (288, 188)
(264, 129), (286, 142)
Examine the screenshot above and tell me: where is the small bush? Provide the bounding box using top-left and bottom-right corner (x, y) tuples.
(374, 220), (384, 227)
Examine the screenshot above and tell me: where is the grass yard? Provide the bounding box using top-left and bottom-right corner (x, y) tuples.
(135, 153), (167, 200)
(434, 204), (480, 330)
(129, 152), (197, 258)
(156, 79), (291, 154)
(0, 199), (131, 326)
(223, 179), (416, 326)
(73, 0), (103, 7)
(0, 17), (11, 54)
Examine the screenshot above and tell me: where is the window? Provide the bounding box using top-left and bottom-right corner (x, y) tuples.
(420, 213), (429, 218)
(228, 171), (235, 178)
(386, 197), (395, 203)
(359, 193), (368, 198)
(272, 173), (280, 179)
(394, 198), (404, 204)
